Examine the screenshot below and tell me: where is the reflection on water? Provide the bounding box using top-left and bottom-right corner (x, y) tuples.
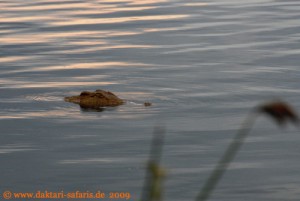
(1, 0), (300, 201)
(50, 14), (189, 26)
(0, 143), (37, 154)
(4, 61), (149, 74)
(0, 78), (116, 88)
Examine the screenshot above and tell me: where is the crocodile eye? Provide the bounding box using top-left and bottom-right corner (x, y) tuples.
(80, 91), (90, 96)
(95, 89), (105, 93)
(95, 93), (105, 98)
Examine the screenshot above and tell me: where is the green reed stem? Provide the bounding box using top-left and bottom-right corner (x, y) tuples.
(196, 112), (258, 201)
(141, 126), (165, 201)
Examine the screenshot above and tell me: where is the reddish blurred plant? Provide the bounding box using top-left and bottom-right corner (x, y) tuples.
(258, 101), (299, 126)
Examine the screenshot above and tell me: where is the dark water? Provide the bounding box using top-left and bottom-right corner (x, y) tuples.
(1, 0), (300, 200)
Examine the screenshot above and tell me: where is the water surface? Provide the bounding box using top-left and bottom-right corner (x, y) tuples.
(1, 0), (300, 200)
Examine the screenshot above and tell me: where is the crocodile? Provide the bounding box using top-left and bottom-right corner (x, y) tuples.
(64, 89), (124, 109)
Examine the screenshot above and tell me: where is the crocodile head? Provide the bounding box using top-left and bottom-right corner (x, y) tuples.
(64, 89), (124, 109)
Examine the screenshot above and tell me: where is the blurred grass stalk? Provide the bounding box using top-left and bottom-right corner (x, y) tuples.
(141, 126), (166, 201)
(196, 100), (299, 201)
(196, 112), (257, 201)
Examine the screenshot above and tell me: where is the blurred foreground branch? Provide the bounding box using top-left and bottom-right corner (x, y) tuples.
(141, 126), (166, 201)
(196, 100), (299, 201)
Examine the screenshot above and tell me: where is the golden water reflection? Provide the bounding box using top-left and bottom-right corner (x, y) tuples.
(3, 62), (150, 75)
(67, 6), (157, 15)
(54, 44), (153, 54)
(0, 78), (117, 88)
(51, 15), (188, 26)
(0, 56), (30, 63)
(1, 2), (98, 11)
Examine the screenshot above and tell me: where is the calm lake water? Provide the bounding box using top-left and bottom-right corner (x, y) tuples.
(1, 0), (300, 200)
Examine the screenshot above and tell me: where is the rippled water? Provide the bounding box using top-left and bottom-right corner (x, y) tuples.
(1, 0), (300, 200)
